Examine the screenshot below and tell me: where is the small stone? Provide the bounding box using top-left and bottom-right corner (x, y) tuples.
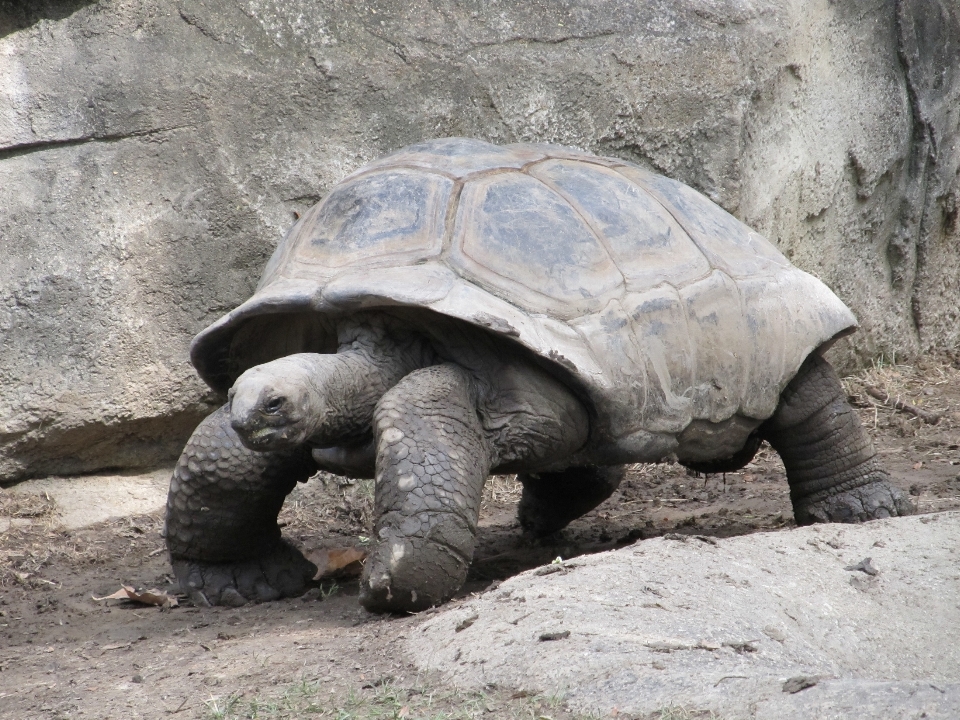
(132, 674), (144, 683)
(844, 557), (878, 575)
(762, 625), (787, 643)
(538, 630), (570, 641)
(455, 613), (478, 632)
(782, 675), (818, 693)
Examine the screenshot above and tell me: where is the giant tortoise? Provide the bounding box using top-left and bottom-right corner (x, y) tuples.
(165, 137), (912, 613)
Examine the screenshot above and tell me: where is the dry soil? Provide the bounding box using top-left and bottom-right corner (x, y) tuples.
(1, 356), (959, 720)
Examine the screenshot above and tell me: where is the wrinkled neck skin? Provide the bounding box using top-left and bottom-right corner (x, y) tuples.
(229, 311), (591, 474)
(229, 315), (433, 451)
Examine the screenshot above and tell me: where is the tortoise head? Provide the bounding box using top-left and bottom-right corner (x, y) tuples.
(228, 355), (322, 451)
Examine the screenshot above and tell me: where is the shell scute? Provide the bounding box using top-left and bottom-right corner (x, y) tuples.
(622, 285), (696, 434)
(294, 170), (451, 269)
(618, 165), (790, 279)
(677, 270), (748, 423)
(529, 159), (712, 292)
(452, 172), (623, 314)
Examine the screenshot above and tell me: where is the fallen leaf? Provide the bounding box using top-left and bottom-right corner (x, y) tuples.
(92, 585), (178, 608)
(307, 547), (367, 580)
(913, 461), (923, 470)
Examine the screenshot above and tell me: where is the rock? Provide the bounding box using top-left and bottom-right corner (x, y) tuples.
(2, 467), (170, 529)
(782, 675), (818, 694)
(1, 1), (958, 483)
(408, 512), (960, 719)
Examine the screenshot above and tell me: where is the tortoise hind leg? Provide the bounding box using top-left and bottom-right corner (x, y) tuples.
(517, 466), (626, 537)
(165, 405), (318, 606)
(759, 355), (914, 524)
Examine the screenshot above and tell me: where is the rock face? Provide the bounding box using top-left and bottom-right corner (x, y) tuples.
(1, 0), (958, 483)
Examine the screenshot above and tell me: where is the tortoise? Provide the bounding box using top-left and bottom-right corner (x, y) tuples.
(165, 137), (913, 613)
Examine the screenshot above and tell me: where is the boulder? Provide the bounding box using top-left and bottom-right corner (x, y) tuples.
(410, 513), (960, 719)
(1, 0), (958, 482)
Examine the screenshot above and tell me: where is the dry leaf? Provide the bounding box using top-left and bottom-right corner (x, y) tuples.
(307, 547), (367, 580)
(913, 461), (923, 470)
(92, 585), (178, 608)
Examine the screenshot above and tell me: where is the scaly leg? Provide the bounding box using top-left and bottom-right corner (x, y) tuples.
(761, 355), (914, 524)
(165, 405), (317, 606)
(360, 365), (494, 612)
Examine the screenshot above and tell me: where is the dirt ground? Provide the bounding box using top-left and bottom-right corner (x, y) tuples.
(2, 356), (959, 720)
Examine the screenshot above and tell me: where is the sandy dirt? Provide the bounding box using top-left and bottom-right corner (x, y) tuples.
(1, 356), (959, 719)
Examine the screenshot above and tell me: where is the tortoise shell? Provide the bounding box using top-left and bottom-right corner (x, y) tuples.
(191, 138), (856, 464)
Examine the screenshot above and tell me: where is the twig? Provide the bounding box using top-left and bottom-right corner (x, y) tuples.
(715, 675), (749, 687)
(165, 698), (190, 714)
(864, 385), (941, 425)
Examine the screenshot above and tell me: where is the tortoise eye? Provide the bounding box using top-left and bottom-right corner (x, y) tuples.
(264, 397), (284, 414)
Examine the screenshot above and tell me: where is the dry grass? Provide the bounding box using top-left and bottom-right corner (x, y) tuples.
(481, 474), (522, 512)
(0, 489), (56, 519)
(279, 472), (376, 541)
(0, 507), (164, 590)
(842, 354), (960, 438)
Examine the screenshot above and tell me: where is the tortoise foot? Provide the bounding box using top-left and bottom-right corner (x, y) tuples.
(171, 540), (316, 607)
(794, 481), (915, 525)
(359, 518), (472, 614)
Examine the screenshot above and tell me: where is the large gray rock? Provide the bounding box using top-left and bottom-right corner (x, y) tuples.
(409, 512), (960, 719)
(1, 0), (958, 483)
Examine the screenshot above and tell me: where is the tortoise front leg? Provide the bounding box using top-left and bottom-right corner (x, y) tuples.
(360, 365), (494, 613)
(165, 405), (317, 606)
(760, 355), (914, 524)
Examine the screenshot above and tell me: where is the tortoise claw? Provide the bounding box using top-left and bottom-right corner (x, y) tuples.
(793, 480), (915, 525)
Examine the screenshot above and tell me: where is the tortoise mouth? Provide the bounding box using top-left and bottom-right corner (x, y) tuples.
(246, 426), (279, 444)
(234, 423), (300, 452)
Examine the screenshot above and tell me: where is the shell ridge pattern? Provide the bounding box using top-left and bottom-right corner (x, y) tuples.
(725, 267), (752, 418)
(348, 164), (461, 182)
(609, 165), (714, 273)
(614, 165), (790, 278)
(670, 279), (699, 413)
(449, 177), (572, 313)
(678, 269), (749, 423)
(525, 163), (628, 294)
(439, 180), (466, 261)
(607, 297), (650, 438)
